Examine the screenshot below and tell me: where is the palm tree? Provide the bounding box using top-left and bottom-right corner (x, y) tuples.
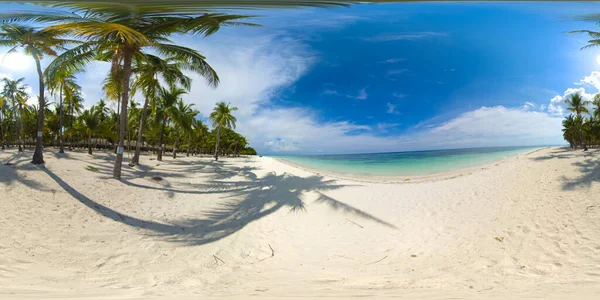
(11, 6), (252, 178)
(593, 93), (600, 119)
(171, 100), (197, 159)
(565, 92), (591, 151)
(155, 86), (187, 161)
(78, 108), (101, 155)
(1, 77), (28, 152)
(129, 54), (197, 165)
(562, 115), (577, 148)
(569, 29), (600, 50)
(64, 89), (84, 150)
(209, 102), (238, 161)
(47, 68), (81, 153)
(0, 24), (75, 164)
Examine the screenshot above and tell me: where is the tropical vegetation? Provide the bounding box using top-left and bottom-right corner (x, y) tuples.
(0, 4), (258, 172)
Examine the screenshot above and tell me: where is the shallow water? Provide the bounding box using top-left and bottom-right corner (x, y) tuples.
(273, 146), (542, 176)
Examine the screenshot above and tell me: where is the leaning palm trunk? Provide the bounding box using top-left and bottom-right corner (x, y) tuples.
(214, 126), (221, 161)
(32, 55), (45, 164)
(112, 47), (133, 179)
(130, 96), (150, 166)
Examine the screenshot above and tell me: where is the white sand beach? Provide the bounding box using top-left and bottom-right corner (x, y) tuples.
(1, 147), (600, 299)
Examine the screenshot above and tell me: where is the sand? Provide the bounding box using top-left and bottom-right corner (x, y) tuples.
(1, 147), (600, 299)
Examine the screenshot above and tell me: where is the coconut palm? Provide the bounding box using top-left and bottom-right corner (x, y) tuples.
(1, 77), (29, 152)
(565, 92), (591, 151)
(171, 100), (197, 159)
(209, 102), (238, 161)
(129, 54), (198, 165)
(154, 86), (187, 161)
(593, 93), (600, 119)
(64, 89), (84, 150)
(562, 115), (577, 148)
(47, 68), (81, 153)
(569, 28), (600, 50)
(78, 107), (101, 155)
(5, 6), (252, 178)
(0, 24), (76, 164)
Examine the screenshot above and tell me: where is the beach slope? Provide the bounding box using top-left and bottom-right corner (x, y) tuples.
(1, 147), (600, 299)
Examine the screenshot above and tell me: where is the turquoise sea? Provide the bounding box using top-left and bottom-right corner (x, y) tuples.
(273, 146), (543, 176)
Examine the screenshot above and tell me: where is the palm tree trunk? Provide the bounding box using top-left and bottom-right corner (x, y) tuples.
(12, 98), (22, 152)
(88, 134), (92, 155)
(131, 96), (150, 166)
(58, 84), (65, 153)
(187, 133), (191, 157)
(114, 97), (120, 154)
(172, 133), (178, 159)
(112, 47), (133, 179)
(214, 126), (221, 161)
(0, 111), (4, 150)
(580, 128), (588, 151)
(68, 104), (73, 151)
(18, 103), (25, 152)
(32, 55), (45, 164)
(157, 119), (165, 161)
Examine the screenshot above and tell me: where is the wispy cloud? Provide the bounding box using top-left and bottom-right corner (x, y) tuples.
(361, 31), (447, 42)
(386, 102), (400, 114)
(392, 92), (408, 98)
(377, 57), (405, 64)
(521, 101), (535, 111)
(377, 122), (401, 131)
(323, 86), (368, 100)
(387, 69), (409, 76)
(354, 87), (368, 100)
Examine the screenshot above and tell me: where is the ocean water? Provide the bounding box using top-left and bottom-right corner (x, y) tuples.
(273, 146), (542, 177)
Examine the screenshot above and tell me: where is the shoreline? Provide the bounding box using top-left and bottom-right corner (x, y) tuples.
(272, 146), (551, 184)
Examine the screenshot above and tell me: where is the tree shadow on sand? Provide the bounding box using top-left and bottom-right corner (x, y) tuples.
(529, 147), (583, 161)
(42, 167), (396, 246)
(561, 154), (600, 191)
(0, 151), (47, 190)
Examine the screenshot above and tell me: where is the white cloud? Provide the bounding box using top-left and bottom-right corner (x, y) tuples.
(322, 86), (368, 100)
(377, 58), (405, 64)
(354, 87), (368, 100)
(361, 32), (447, 42)
(579, 71), (600, 90)
(429, 106), (561, 145)
(387, 69), (408, 75)
(261, 106), (563, 154)
(264, 138), (299, 152)
(386, 102), (400, 114)
(521, 101), (534, 111)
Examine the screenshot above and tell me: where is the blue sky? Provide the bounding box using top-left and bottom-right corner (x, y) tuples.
(2, 2), (600, 154)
